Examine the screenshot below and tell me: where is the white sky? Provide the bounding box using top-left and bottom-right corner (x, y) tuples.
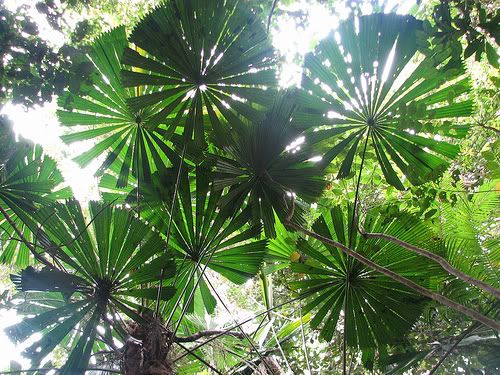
(0, 0), (419, 371)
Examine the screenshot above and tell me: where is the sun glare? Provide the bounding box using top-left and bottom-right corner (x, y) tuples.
(1, 102), (100, 202)
(272, 0), (418, 87)
(0, 308), (28, 369)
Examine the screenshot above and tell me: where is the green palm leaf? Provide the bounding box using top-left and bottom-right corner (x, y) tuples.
(57, 27), (178, 187)
(0, 122), (70, 266)
(296, 13), (472, 189)
(6, 200), (175, 374)
(437, 182), (500, 300)
(134, 167), (267, 314)
(121, 0), (278, 145)
(289, 206), (441, 349)
(213, 92), (326, 238)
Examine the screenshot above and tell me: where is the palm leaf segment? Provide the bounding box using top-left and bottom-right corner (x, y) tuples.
(439, 182), (500, 295)
(213, 93), (326, 238)
(6, 200), (176, 374)
(57, 27), (178, 188)
(0, 122), (70, 266)
(122, 0), (278, 146)
(137, 167), (267, 314)
(297, 13), (472, 189)
(289, 206), (440, 349)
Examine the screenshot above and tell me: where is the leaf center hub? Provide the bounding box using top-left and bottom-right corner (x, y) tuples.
(367, 117), (376, 127)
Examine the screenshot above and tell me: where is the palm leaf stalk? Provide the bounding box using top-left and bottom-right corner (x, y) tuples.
(154, 143), (187, 318)
(348, 131), (369, 248)
(344, 132), (368, 374)
(283, 200), (500, 331)
(175, 330), (245, 342)
(257, 270), (293, 373)
(343, 132), (369, 366)
(299, 299), (312, 374)
(173, 295), (302, 363)
(342, 280), (349, 375)
(254, 268), (294, 373)
(359, 229), (500, 299)
(231, 312), (309, 373)
(269, 317), (294, 373)
(204, 275), (274, 373)
(170, 207), (241, 337)
(176, 341), (224, 374)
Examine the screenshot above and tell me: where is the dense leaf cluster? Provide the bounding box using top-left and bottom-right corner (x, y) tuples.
(0, 0), (498, 374)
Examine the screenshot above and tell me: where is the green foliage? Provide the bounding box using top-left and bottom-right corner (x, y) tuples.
(297, 13), (471, 189)
(0, 2), (91, 108)
(134, 167), (268, 313)
(0, 1), (498, 373)
(57, 27), (179, 187)
(430, 0), (499, 68)
(213, 92), (326, 237)
(6, 199), (175, 374)
(289, 206), (440, 347)
(122, 0), (278, 146)
(0, 120), (70, 266)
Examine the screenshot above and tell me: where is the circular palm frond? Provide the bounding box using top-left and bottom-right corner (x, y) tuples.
(297, 13), (472, 189)
(6, 200), (175, 374)
(288, 206), (442, 349)
(57, 27), (179, 188)
(132, 167), (268, 314)
(0, 121), (70, 266)
(213, 92), (326, 238)
(122, 0), (278, 146)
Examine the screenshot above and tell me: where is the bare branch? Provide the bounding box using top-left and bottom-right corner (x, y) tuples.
(429, 301), (499, 374)
(174, 296), (301, 362)
(175, 341), (223, 374)
(267, 0), (279, 33)
(359, 229), (500, 299)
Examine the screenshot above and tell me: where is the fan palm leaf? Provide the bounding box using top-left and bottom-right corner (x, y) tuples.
(289, 206), (441, 349)
(6, 200), (176, 374)
(0, 122), (70, 266)
(121, 0), (278, 146)
(213, 92), (326, 238)
(57, 27), (179, 187)
(133, 167), (267, 314)
(296, 13), (472, 189)
(437, 182), (500, 301)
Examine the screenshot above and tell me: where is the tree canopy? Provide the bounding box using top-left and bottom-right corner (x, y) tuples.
(0, 0), (498, 374)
